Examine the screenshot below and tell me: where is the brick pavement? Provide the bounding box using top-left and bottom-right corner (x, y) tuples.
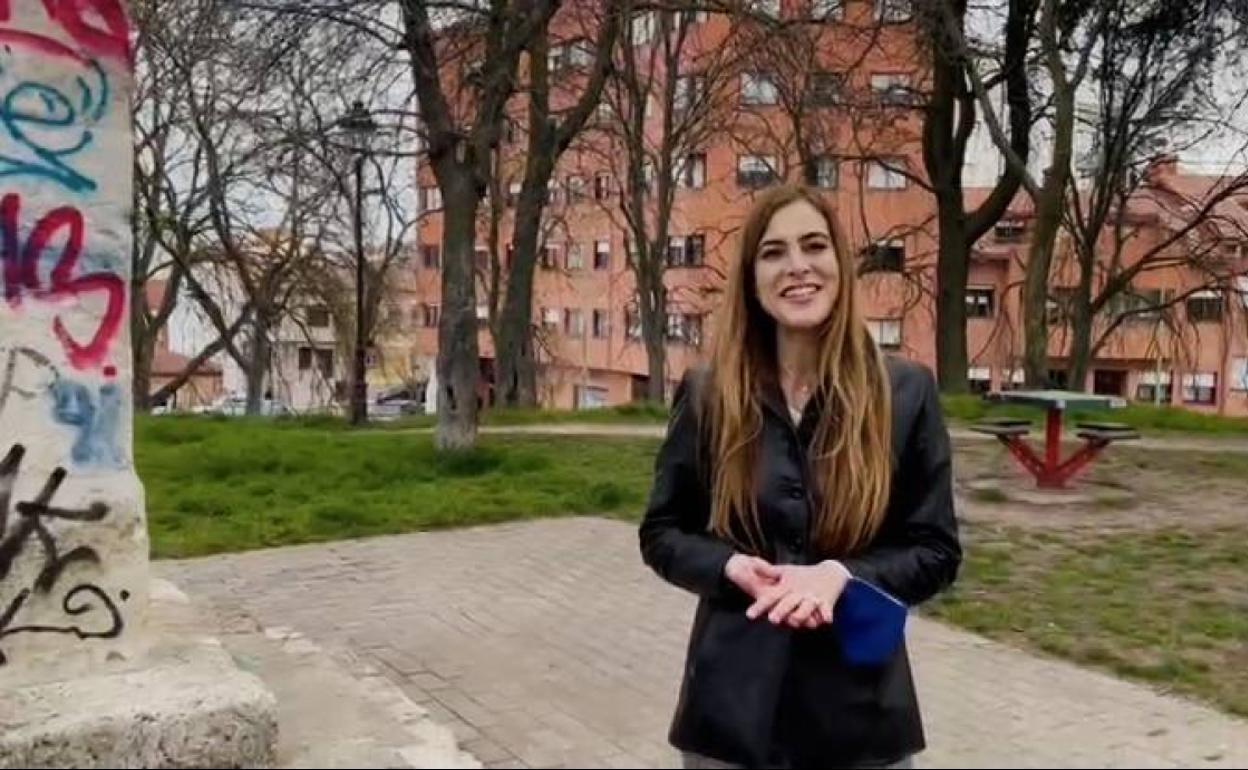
(159, 517), (1248, 769)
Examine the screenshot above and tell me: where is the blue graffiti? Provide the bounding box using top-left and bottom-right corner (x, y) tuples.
(49, 378), (122, 468)
(0, 58), (106, 193)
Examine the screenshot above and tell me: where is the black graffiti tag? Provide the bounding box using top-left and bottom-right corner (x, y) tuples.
(0, 443), (124, 665)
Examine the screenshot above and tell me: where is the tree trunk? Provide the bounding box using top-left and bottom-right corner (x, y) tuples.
(495, 152), (553, 408)
(1067, 250), (1097, 391)
(132, 335), (155, 411)
(436, 182), (481, 451)
(935, 210), (971, 394)
(640, 254), (666, 403)
(245, 312), (272, 415)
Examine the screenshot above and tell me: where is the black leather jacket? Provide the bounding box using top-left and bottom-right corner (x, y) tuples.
(639, 356), (962, 768)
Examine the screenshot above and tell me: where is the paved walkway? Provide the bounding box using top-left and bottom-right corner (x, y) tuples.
(159, 518), (1248, 769)
(398, 423), (1248, 456)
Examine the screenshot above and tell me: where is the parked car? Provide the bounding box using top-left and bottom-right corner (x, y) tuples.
(368, 386), (425, 421)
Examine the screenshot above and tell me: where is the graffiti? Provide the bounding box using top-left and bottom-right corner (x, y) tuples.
(51, 376), (122, 467)
(0, 444), (123, 665)
(0, 2), (129, 66)
(0, 345), (57, 418)
(1, 193), (123, 370)
(0, 35), (107, 192)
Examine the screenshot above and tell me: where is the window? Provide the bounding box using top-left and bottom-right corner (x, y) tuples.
(875, 0), (913, 22)
(1002, 368), (1026, 391)
(871, 73), (913, 105)
(1136, 370), (1173, 403)
(968, 367), (992, 395)
(476, 304), (489, 325)
(806, 71), (843, 107)
(1182, 372), (1217, 405)
(1237, 276), (1248, 308)
(666, 313), (703, 347)
(506, 181), (522, 207)
(805, 155), (838, 189)
(666, 234), (706, 267)
(564, 308), (585, 337)
(1048, 286), (1077, 324)
(541, 307), (561, 329)
(592, 309), (610, 338)
(1186, 289), (1224, 323)
(737, 154), (779, 188)
(679, 152), (708, 189)
(417, 303), (440, 328)
(306, 306), (330, 328)
(541, 244), (560, 270)
(867, 158), (908, 189)
(675, 75), (707, 113)
(749, 0), (781, 17)
(313, 349), (333, 378)
(862, 239), (905, 273)
(1232, 358), (1248, 392)
(630, 11), (657, 45)
(594, 172), (613, 200)
(741, 72), (779, 106)
(298, 347), (313, 371)
(566, 243), (585, 271)
(866, 318), (902, 351)
(567, 175), (587, 204)
(474, 247), (489, 270)
(504, 118), (518, 144)
(1115, 287), (1174, 322)
(594, 239), (611, 270)
(993, 218), (1026, 241)
(680, 7), (710, 25)
(567, 40), (594, 69)
(419, 185), (442, 211)
(575, 385), (610, 410)
(810, 0), (844, 18)
(967, 287), (995, 319)
(625, 307), (642, 340)
(548, 44), (566, 73)
(420, 244), (441, 269)
(545, 180), (562, 205)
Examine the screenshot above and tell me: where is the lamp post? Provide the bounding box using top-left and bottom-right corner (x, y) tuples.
(340, 99), (377, 425)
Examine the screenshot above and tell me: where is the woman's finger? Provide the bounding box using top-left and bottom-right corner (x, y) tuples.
(746, 586), (787, 620)
(768, 591), (805, 625)
(786, 596), (818, 628)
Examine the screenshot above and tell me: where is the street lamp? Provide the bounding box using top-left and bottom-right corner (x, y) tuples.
(340, 99), (377, 425)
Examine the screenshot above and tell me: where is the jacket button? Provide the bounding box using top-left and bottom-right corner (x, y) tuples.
(788, 488), (804, 500)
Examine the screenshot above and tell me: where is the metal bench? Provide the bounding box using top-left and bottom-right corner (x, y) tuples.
(970, 417), (1032, 437)
(1077, 426), (1140, 442)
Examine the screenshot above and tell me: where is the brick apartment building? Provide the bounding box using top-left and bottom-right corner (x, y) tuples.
(404, 0), (1248, 416)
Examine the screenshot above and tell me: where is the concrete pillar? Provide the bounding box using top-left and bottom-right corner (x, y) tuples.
(0, 3), (276, 765)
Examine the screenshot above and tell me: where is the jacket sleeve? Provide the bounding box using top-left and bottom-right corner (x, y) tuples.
(840, 365), (962, 606)
(638, 372), (736, 598)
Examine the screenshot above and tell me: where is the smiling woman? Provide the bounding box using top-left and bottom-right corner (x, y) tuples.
(639, 184), (961, 769)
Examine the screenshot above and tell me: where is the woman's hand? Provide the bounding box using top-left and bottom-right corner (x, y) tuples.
(746, 561), (850, 629)
(724, 554), (781, 599)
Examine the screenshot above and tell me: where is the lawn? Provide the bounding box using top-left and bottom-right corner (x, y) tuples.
(138, 415), (1248, 718)
(138, 416), (656, 559)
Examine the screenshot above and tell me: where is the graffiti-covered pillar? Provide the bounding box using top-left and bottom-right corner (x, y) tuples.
(0, 0), (146, 680)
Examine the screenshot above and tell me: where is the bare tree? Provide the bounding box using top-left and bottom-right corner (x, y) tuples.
(1059, 0), (1248, 389)
(493, 2), (622, 407)
(588, 3), (747, 401)
(920, 0), (1035, 392)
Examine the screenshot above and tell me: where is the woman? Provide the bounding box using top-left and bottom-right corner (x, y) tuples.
(639, 184), (961, 769)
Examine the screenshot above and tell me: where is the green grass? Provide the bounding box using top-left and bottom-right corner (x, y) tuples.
(137, 416), (658, 559)
(940, 394), (1248, 435)
(138, 416), (1248, 717)
(927, 523), (1248, 717)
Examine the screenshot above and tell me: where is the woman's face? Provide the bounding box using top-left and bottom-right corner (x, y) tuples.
(753, 199), (841, 333)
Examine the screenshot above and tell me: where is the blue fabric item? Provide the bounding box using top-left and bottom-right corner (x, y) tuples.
(833, 577), (909, 666)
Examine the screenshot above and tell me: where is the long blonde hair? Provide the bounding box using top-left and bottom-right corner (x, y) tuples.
(703, 184), (892, 558)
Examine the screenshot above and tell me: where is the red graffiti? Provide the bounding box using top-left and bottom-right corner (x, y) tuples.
(0, 0), (129, 66)
(39, 0), (129, 65)
(1, 194), (123, 371)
